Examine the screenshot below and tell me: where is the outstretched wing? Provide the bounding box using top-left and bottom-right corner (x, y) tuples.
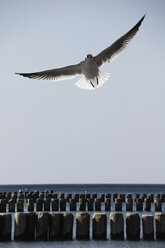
(94, 15), (145, 67)
(16, 63), (82, 81)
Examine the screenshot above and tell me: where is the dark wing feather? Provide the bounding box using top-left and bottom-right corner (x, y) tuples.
(16, 63), (82, 81)
(94, 15), (145, 67)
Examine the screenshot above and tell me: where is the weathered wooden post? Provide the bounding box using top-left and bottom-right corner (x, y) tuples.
(148, 194), (154, 202)
(94, 198), (101, 211)
(144, 198), (151, 211)
(66, 194), (72, 202)
(14, 212), (27, 240)
(8, 199), (15, 212)
(126, 194), (132, 199)
(52, 193), (58, 199)
(0, 213), (11, 241)
(61, 213), (73, 240)
(49, 213), (62, 240)
(69, 198), (76, 211)
(0, 199), (6, 212)
(76, 213), (90, 240)
(44, 198), (50, 211)
(92, 193), (97, 201)
(126, 198), (133, 211)
(155, 198), (162, 211)
(92, 213), (107, 240)
(12, 192), (17, 202)
(110, 213), (124, 240)
(86, 193), (91, 200)
(120, 194), (125, 202)
(105, 193), (111, 199)
(17, 199), (24, 212)
(74, 194), (79, 202)
(26, 212), (36, 241)
(141, 194), (147, 202)
(161, 194), (165, 202)
(156, 194), (160, 199)
(142, 214), (154, 240)
(113, 194), (118, 202)
(52, 199), (59, 211)
(79, 198), (86, 211)
(60, 198), (66, 211)
(115, 198), (122, 211)
(87, 199), (93, 211)
(155, 213), (165, 240)
(36, 198), (43, 211)
(48, 213), (73, 240)
(134, 194), (140, 202)
(100, 194), (105, 202)
(126, 213), (140, 240)
(6, 192), (11, 201)
(36, 212), (49, 240)
(80, 194), (85, 199)
(39, 192), (44, 199)
(136, 198), (143, 211)
(27, 199), (34, 212)
(105, 198), (111, 211)
(59, 193), (65, 199)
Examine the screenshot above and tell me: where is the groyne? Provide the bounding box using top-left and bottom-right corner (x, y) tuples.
(0, 190), (165, 241)
(0, 191), (165, 212)
(0, 212), (165, 241)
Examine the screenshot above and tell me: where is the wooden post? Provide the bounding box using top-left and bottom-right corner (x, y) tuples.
(49, 213), (62, 240)
(0, 213), (11, 241)
(79, 199), (86, 211)
(87, 199), (93, 211)
(52, 199), (59, 211)
(92, 213), (107, 240)
(76, 213), (90, 240)
(115, 198), (122, 211)
(69, 198), (76, 211)
(155, 213), (165, 240)
(94, 198), (101, 211)
(26, 212), (36, 241)
(126, 198), (133, 211)
(61, 213), (73, 240)
(8, 199), (15, 212)
(100, 194), (105, 202)
(36, 198), (43, 212)
(14, 213), (27, 240)
(110, 213), (124, 240)
(36, 212), (49, 241)
(126, 213), (140, 240)
(60, 198), (66, 211)
(113, 194), (118, 202)
(136, 198), (143, 211)
(155, 198), (162, 211)
(0, 199), (6, 212)
(144, 198), (151, 211)
(17, 199), (24, 212)
(120, 194), (125, 202)
(142, 214), (154, 240)
(27, 199), (34, 212)
(105, 198), (111, 211)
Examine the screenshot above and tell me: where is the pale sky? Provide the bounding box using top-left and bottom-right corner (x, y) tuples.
(0, 0), (164, 184)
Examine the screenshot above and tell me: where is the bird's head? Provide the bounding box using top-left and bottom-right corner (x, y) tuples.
(86, 54), (93, 59)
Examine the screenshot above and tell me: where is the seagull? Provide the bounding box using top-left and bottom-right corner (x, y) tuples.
(16, 15), (145, 90)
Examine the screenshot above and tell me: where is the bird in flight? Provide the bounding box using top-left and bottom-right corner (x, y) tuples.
(16, 15), (145, 90)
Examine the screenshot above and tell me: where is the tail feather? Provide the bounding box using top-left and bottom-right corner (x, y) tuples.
(75, 71), (110, 90)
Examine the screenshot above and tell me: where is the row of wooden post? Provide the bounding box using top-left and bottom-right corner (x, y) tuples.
(0, 212), (165, 241)
(0, 197), (164, 212)
(1, 191), (165, 202)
